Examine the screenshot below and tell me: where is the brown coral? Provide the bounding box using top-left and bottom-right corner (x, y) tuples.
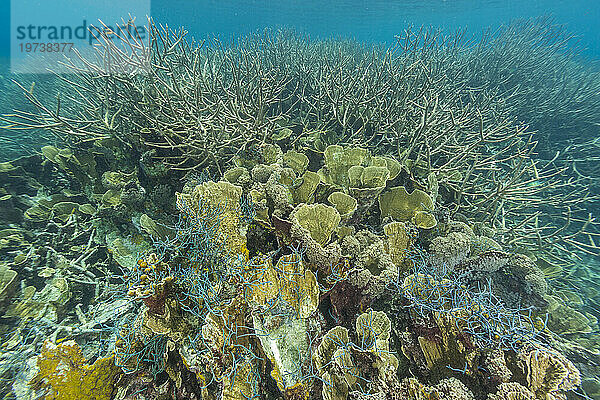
(518, 346), (581, 399)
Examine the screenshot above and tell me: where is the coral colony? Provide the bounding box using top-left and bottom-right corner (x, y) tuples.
(0, 16), (599, 400)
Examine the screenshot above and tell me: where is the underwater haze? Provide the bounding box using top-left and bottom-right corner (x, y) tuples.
(1, 1), (600, 400)
(152, 0), (600, 55)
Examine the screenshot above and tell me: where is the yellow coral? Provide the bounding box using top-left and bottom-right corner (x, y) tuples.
(246, 253), (318, 318)
(292, 203), (340, 246)
(378, 186), (435, 223)
(360, 165), (390, 188)
(315, 312), (399, 399)
(31, 340), (120, 400)
(292, 171), (321, 204)
(356, 308), (392, 352)
(283, 150), (309, 174)
(320, 145), (371, 188)
(245, 254), (319, 392)
(221, 360), (258, 400)
(283, 382), (310, 400)
(401, 377), (475, 400)
(177, 180), (248, 258)
(383, 221), (412, 268)
(327, 191), (357, 220)
(488, 382), (535, 400)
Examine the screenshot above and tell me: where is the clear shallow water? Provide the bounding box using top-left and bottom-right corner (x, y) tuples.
(152, 0), (600, 58)
(1, 0), (599, 58)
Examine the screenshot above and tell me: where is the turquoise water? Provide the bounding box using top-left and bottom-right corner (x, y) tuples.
(150, 0), (600, 57)
(1, 1), (599, 60)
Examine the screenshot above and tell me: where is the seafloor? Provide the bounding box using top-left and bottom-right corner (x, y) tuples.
(0, 17), (599, 400)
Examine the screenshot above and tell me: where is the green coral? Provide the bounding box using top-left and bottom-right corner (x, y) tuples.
(314, 310), (398, 400)
(283, 150), (309, 175)
(378, 186), (436, 227)
(327, 191), (357, 220)
(383, 221), (412, 268)
(292, 203), (341, 246)
(0, 264), (17, 308)
(320, 145), (371, 188)
(177, 180), (247, 256)
(262, 144), (283, 165)
(292, 171), (321, 204)
(247, 254), (318, 393)
(360, 166), (390, 188)
(413, 210), (437, 229)
(41, 145), (99, 189)
(546, 295), (593, 335)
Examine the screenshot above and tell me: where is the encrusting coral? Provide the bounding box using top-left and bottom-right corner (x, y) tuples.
(30, 340), (120, 400)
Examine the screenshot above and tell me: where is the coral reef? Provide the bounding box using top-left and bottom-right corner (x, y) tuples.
(30, 340), (119, 400)
(7, 19), (598, 272)
(1, 16), (598, 400)
(518, 346), (581, 398)
(0, 138), (590, 400)
(314, 310), (398, 400)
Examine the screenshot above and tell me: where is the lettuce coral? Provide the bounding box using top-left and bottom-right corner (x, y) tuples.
(378, 186), (436, 228)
